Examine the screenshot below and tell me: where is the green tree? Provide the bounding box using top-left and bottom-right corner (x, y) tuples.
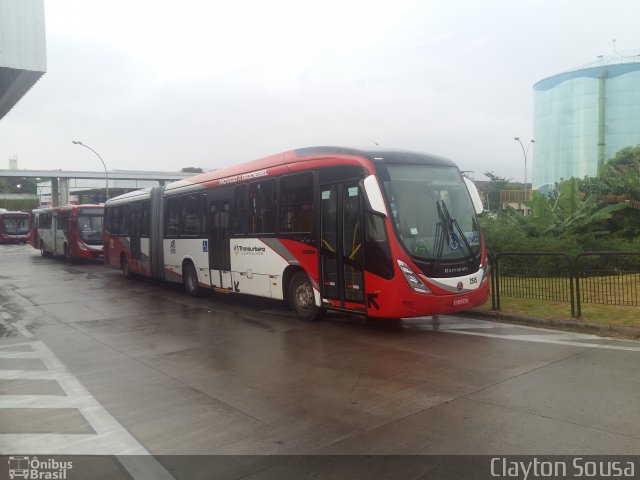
(531, 178), (626, 236)
(578, 145), (640, 238)
(483, 171), (511, 212)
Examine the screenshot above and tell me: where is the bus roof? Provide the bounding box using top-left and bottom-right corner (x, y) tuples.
(106, 147), (457, 203)
(32, 204), (104, 213)
(165, 146), (456, 192)
(0, 210), (30, 216)
(102, 188), (152, 206)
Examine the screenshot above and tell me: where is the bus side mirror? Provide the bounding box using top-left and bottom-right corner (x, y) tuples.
(464, 177), (484, 215)
(360, 175), (388, 217)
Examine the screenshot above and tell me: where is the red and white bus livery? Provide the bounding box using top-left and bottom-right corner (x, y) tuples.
(31, 205), (104, 260)
(104, 147), (489, 320)
(0, 210), (31, 244)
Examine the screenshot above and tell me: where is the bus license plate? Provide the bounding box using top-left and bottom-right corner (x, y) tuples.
(453, 296), (469, 307)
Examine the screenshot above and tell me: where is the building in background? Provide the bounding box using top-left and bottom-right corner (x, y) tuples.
(35, 175), (163, 206)
(533, 51), (640, 192)
(0, 0), (46, 120)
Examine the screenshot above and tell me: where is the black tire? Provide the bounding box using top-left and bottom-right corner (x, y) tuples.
(63, 244), (71, 262)
(40, 241), (50, 258)
(121, 254), (132, 278)
(289, 271), (321, 321)
(183, 261), (201, 296)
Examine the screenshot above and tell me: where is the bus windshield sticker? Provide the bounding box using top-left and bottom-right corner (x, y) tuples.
(410, 228), (418, 235)
(321, 191), (331, 200)
(348, 187), (358, 197)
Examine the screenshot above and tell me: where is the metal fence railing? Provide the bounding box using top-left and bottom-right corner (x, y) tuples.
(493, 253), (575, 317)
(575, 252), (640, 317)
(489, 251), (640, 318)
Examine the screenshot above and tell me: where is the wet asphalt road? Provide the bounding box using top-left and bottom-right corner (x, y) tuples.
(1, 243), (639, 460)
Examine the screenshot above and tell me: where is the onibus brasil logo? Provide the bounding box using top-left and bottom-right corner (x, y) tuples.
(8, 456), (73, 479)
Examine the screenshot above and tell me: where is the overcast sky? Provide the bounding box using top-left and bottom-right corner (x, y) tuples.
(1, 0), (640, 181)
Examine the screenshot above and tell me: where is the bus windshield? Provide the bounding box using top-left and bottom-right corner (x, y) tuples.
(2, 215), (30, 234)
(78, 213), (104, 245)
(381, 165), (481, 263)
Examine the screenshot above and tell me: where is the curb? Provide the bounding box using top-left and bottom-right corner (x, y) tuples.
(458, 308), (640, 339)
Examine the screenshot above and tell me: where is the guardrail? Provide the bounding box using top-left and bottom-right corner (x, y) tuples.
(489, 251), (640, 318)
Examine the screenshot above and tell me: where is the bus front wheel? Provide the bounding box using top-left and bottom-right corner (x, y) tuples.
(40, 242), (51, 258)
(289, 271), (321, 321)
(183, 262), (201, 296)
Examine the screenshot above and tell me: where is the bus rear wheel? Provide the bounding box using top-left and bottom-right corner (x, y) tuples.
(63, 244), (71, 262)
(289, 271), (321, 321)
(183, 262), (201, 296)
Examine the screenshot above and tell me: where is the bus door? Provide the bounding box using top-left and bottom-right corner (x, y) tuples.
(208, 200), (232, 290)
(54, 212), (68, 255)
(319, 182), (366, 311)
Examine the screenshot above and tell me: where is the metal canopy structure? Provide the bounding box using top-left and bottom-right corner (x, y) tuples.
(0, 169), (193, 182)
(0, 169), (195, 206)
(0, 0), (46, 120)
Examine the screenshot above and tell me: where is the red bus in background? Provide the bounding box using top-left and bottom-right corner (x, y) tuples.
(0, 210), (31, 244)
(103, 147), (488, 320)
(30, 205), (104, 260)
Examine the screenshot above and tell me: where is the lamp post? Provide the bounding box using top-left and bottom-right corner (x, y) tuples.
(72, 140), (109, 200)
(3, 184), (21, 209)
(514, 137), (535, 211)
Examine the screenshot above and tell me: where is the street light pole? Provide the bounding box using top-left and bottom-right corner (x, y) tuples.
(514, 137), (535, 211)
(72, 140), (109, 200)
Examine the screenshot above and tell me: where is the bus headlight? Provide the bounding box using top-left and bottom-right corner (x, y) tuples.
(397, 260), (431, 294)
(77, 240), (88, 250)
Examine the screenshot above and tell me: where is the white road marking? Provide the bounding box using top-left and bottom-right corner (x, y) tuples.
(11, 321), (34, 338)
(0, 341), (174, 479)
(402, 315), (640, 351)
(442, 329), (640, 351)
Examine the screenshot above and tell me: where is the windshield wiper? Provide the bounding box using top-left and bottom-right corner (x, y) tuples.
(440, 201), (477, 262)
(432, 200), (477, 272)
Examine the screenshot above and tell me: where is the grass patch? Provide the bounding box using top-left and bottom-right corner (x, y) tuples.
(476, 274), (640, 328)
(485, 297), (640, 328)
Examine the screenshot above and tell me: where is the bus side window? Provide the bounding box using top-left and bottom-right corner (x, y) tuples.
(120, 204), (130, 236)
(200, 193), (207, 235)
(247, 181), (276, 234)
(111, 206), (121, 235)
(58, 213), (70, 234)
(140, 202), (150, 237)
(232, 185), (247, 235)
(364, 212), (394, 280)
(279, 173), (314, 233)
(180, 193), (201, 236)
(165, 196), (180, 237)
(257, 179), (277, 233)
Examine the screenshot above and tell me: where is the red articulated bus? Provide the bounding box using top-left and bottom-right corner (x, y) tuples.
(0, 210), (31, 244)
(103, 147), (489, 320)
(30, 205), (104, 260)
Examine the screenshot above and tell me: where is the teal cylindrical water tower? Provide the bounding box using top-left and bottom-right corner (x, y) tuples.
(533, 54), (640, 192)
